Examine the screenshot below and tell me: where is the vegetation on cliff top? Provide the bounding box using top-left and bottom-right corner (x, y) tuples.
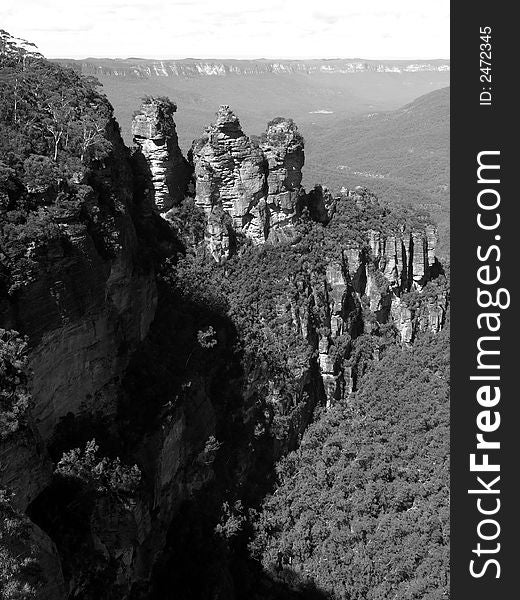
(0, 32), (125, 294)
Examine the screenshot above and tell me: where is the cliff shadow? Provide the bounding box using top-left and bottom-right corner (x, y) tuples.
(116, 267), (326, 599)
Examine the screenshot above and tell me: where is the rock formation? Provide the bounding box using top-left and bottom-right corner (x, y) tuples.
(260, 117), (305, 240)
(247, 188), (448, 404)
(0, 74), (448, 599)
(58, 58), (451, 80)
(191, 106), (266, 260)
(191, 106), (305, 261)
(132, 97), (191, 212)
(1, 119), (158, 599)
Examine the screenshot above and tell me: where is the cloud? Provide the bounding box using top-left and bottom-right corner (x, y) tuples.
(313, 12), (341, 25)
(1, 0), (450, 59)
(27, 24), (94, 33)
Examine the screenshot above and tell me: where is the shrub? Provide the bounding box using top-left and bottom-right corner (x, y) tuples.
(22, 155), (59, 193)
(0, 330), (31, 439)
(56, 439), (141, 496)
(0, 489), (39, 599)
(197, 326), (217, 349)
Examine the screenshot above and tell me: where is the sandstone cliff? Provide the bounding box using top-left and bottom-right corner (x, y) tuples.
(56, 58), (451, 79)
(233, 186), (448, 407)
(1, 115), (159, 598)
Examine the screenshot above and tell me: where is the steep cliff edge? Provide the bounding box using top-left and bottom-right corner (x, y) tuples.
(1, 48), (161, 598)
(55, 58), (450, 79)
(1, 44), (448, 600)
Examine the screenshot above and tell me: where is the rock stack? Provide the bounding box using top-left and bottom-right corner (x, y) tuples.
(191, 106), (305, 261)
(260, 116), (305, 239)
(132, 97), (191, 212)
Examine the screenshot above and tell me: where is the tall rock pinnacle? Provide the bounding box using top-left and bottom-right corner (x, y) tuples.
(132, 97), (191, 212)
(191, 105), (266, 248)
(191, 106), (305, 261)
(260, 117), (305, 237)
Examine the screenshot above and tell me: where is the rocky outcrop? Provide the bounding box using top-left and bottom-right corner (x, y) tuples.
(275, 190), (448, 402)
(191, 106), (305, 261)
(305, 185), (336, 223)
(132, 98), (191, 212)
(362, 222), (445, 343)
(57, 58), (451, 80)
(191, 106), (266, 260)
(260, 117), (305, 241)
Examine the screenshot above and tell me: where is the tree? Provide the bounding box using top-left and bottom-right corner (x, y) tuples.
(0, 489), (39, 600)
(56, 439), (142, 496)
(41, 91), (74, 162)
(0, 330), (31, 439)
(251, 326), (450, 600)
(72, 105), (112, 164)
(22, 154), (59, 192)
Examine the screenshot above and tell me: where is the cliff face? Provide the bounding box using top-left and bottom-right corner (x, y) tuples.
(55, 58), (450, 79)
(191, 106), (305, 261)
(237, 188), (447, 407)
(7, 124), (157, 446)
(1, 116), (160, 598)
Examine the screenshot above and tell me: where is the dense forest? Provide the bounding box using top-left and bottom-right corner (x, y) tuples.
(251, 326), (450, 599)
(1, 31), (449, 600)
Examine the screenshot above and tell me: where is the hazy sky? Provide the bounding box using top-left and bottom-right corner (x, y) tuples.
(1, 0), (449, 60)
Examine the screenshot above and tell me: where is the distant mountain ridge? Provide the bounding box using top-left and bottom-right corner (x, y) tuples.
(53, 57), (450, 79)
(304, 86), (450, 254)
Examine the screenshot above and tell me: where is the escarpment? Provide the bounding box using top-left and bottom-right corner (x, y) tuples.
(0, 59), (165, 597)
(1, 53), (448, 600)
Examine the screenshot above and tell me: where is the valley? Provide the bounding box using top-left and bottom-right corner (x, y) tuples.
(60, 58), (450, 254)
(1, 37), (450, 600)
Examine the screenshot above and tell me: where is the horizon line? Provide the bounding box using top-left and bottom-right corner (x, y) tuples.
(50, 55), (451, 62)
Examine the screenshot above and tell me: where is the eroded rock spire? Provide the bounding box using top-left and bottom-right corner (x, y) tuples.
(132, 97), (191, 212)
(191, 106), (305, 261)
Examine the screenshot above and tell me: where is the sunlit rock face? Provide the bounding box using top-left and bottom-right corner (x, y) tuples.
(191, 106), (266, 261)
(132, 98), (191, 212)
(191, 106), (305, 262)
(260, 117), (305, 240)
